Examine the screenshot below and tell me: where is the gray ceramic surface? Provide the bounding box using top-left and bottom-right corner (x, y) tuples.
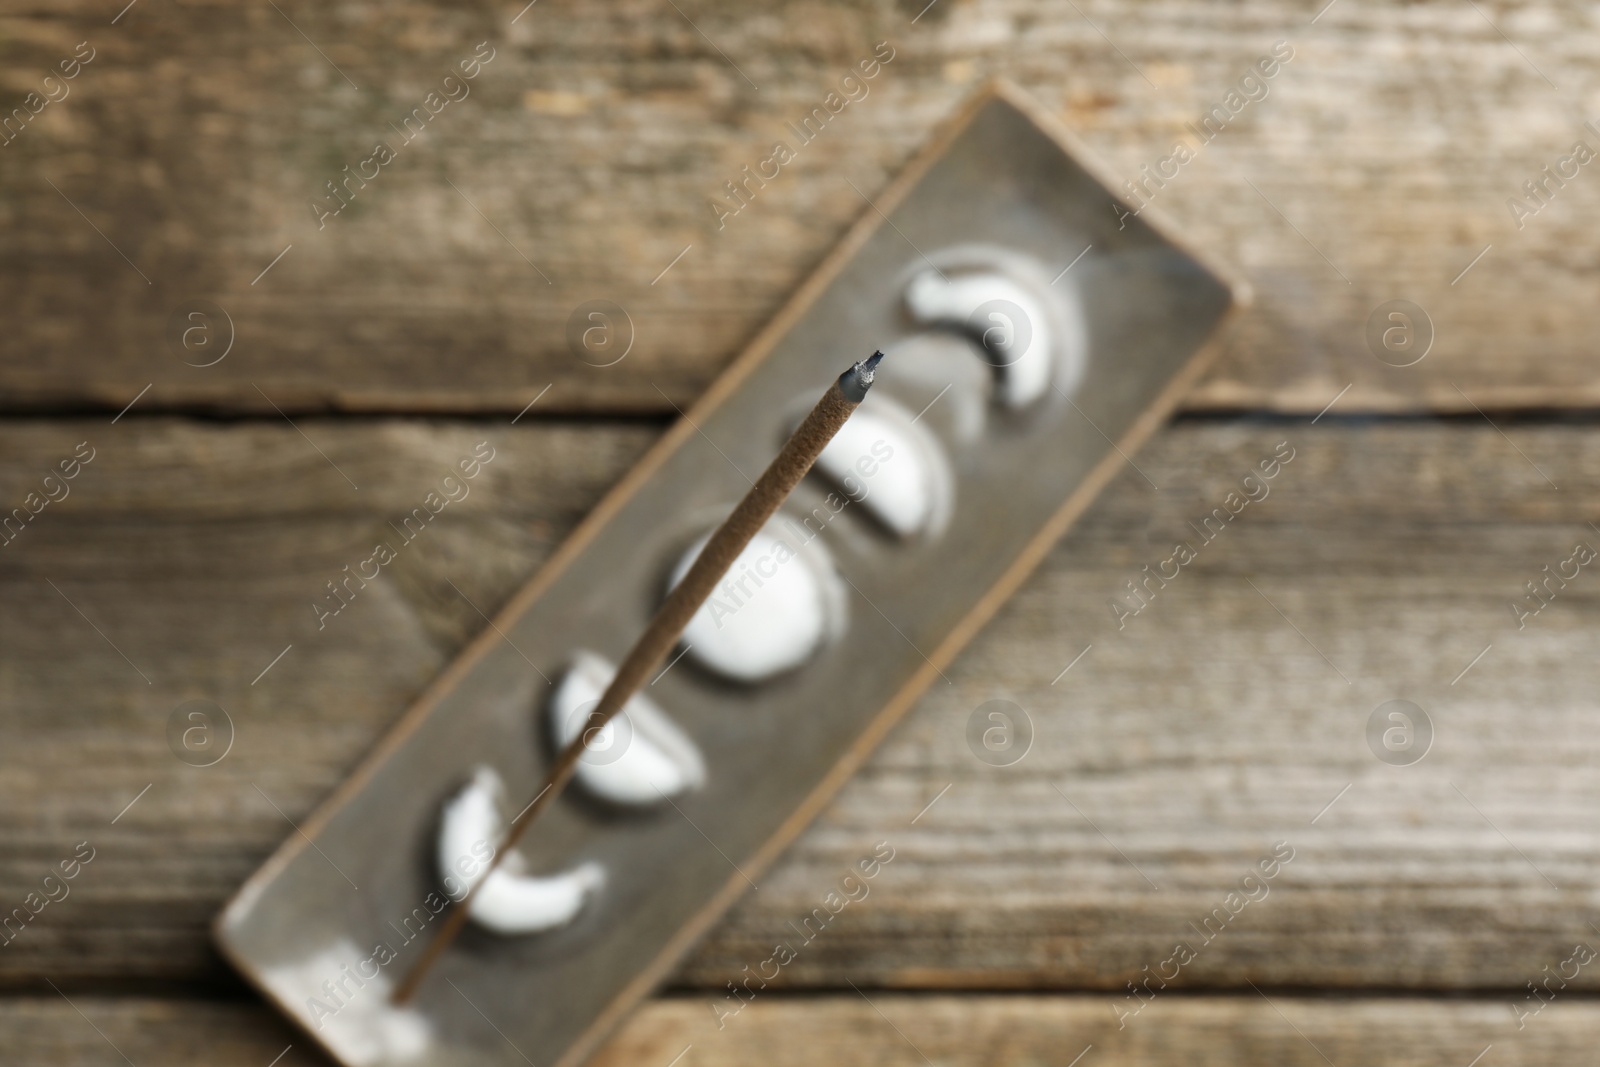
(215, 84), (1243, 1067)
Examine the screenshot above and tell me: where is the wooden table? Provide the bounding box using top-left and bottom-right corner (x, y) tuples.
(4, 1), (1597, 1063)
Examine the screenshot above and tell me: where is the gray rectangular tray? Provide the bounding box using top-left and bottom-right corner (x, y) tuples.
(216, 79), (1246, 1067)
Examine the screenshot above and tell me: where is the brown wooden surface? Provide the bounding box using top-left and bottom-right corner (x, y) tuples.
(8, 994), (1600, 1066)
(2, 417), (1596, 999)
(1, 0), (1597, 416)
(6, 0), (1599, 1057)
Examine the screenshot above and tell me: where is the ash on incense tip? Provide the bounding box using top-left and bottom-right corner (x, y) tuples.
(839, 349), (886, 402)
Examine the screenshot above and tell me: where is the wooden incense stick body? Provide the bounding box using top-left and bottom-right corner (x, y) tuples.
(392, 351), (883, 1004)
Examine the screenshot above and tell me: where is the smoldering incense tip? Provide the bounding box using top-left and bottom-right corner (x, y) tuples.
(838, 349), (886, 403)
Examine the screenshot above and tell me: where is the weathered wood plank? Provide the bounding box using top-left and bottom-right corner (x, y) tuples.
(6, 994), (1598, 1066)
(1, 417), (1597, 993)
(598, 996), (1600, 1067)
(0, 1), (1595, 414)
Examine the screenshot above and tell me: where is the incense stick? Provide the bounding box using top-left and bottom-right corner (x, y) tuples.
(393, 349), (885, 1004)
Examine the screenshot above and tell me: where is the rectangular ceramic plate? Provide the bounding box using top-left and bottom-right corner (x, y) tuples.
(216, 79), (1247, 1067)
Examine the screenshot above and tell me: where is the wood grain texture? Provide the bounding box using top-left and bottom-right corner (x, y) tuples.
(1, 415), (1596, 995)
(0, 0), (1595, 416)
(8, 994), (1600, 1066)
